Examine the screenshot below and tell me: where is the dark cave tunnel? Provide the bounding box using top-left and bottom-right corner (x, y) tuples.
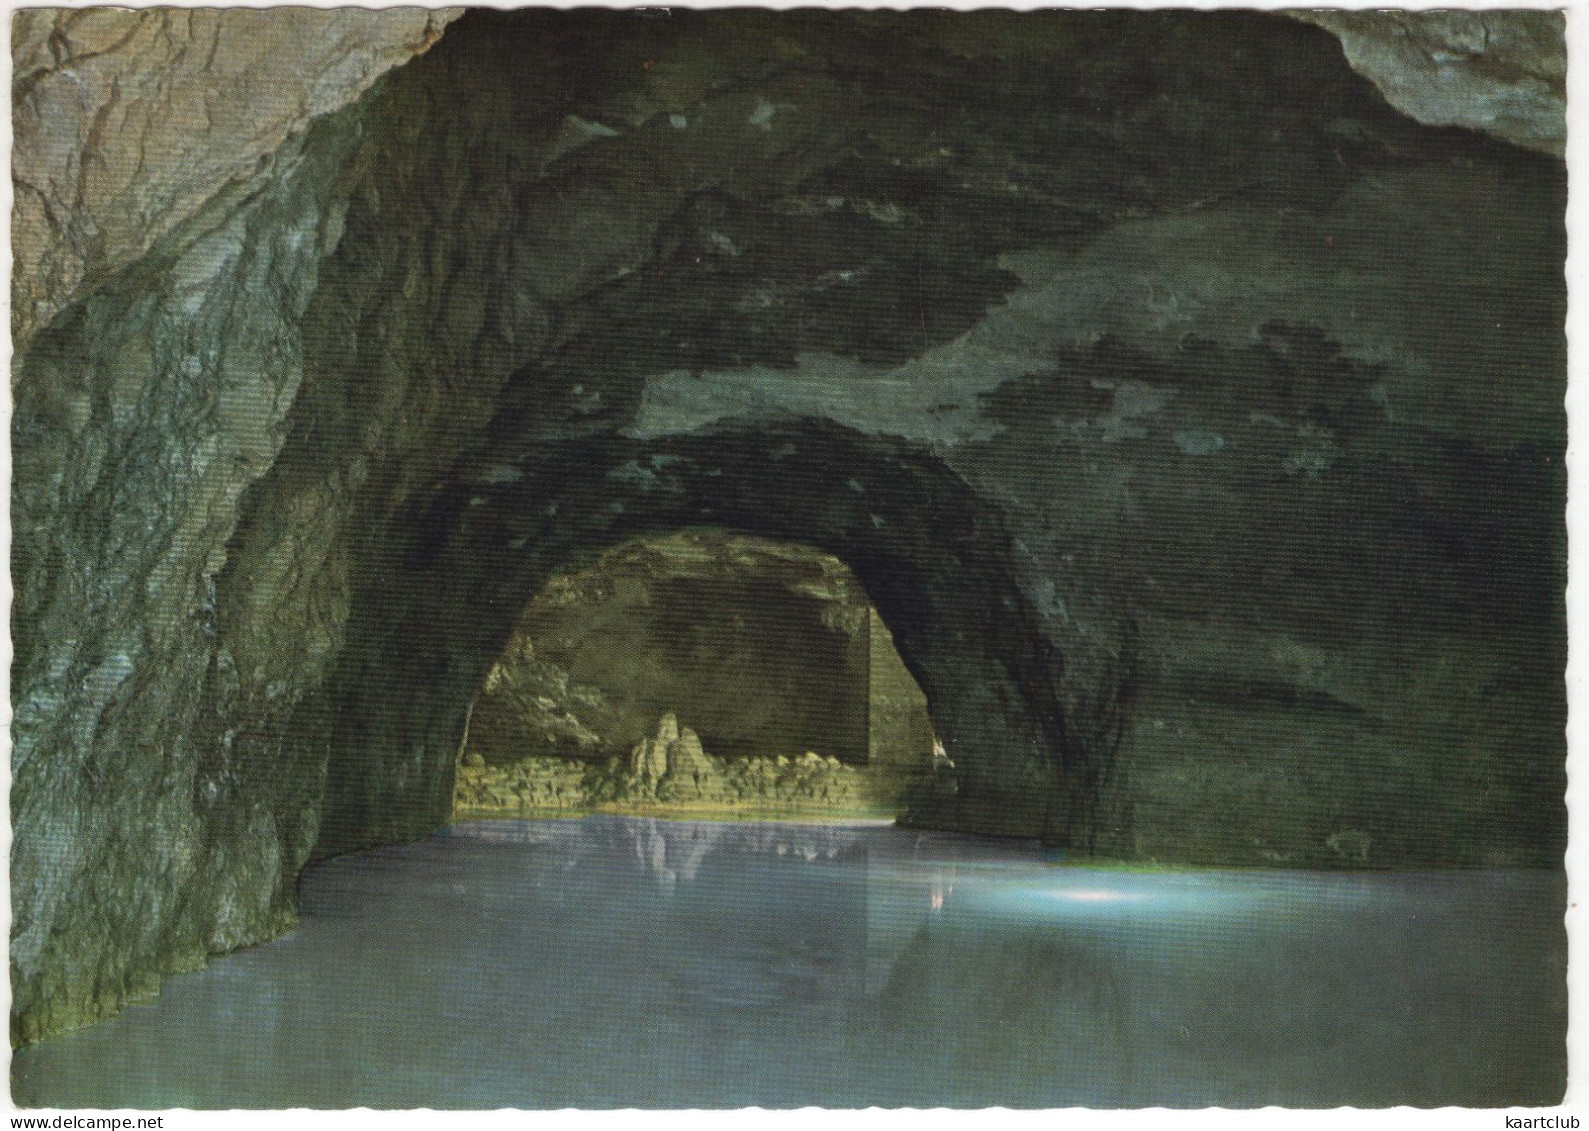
(311, 418), (1097, 860)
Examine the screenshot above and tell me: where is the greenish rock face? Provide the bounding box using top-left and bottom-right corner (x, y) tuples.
(11, 8), (1566, 1045)
(1289, 11), (1566, 157)
(11, 108), (372, 1046)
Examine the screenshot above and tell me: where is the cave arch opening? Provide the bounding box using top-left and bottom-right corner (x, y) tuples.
(451, 527), (944, 820)
(310, 420), (1099, 860)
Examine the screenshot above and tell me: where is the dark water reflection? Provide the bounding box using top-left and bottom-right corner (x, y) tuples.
(13, 817), (1565, 1108)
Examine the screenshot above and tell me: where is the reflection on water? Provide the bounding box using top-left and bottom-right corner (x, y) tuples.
(13, 817), (1565, 1109)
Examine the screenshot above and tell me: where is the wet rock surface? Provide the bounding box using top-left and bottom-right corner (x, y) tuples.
(11, 9), (1566, 1044)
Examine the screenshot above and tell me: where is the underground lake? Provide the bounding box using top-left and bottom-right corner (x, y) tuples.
(12, 817), (1567, 1109)
(10, 5), (1568, 1110)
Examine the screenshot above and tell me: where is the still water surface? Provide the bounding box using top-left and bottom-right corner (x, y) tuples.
(14, 817), (1565, 1108)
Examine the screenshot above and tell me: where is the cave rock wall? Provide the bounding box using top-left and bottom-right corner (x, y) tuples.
(10, 6), (460, 1047)
(12, 7), (460, 353)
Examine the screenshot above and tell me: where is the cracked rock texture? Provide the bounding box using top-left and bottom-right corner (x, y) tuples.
(1294, 10), (1566, 157)
(11, 9), (1566, 1047)
(11, 6), (460, 352)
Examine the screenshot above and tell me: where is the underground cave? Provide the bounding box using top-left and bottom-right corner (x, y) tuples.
(10, 5), (1568, 1108)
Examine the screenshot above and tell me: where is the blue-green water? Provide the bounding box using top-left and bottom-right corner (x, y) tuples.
(12, 817), (1565, 1108)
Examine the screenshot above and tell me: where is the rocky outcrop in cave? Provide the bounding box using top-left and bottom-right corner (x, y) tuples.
(11, 8), (1566, 1045)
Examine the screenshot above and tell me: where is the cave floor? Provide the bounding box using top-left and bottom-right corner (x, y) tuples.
(12, 817), (1564, 1109)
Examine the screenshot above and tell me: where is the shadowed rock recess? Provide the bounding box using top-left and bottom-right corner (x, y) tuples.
(11, 9), (1565, 1045)
(452, 529), (940, 817)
